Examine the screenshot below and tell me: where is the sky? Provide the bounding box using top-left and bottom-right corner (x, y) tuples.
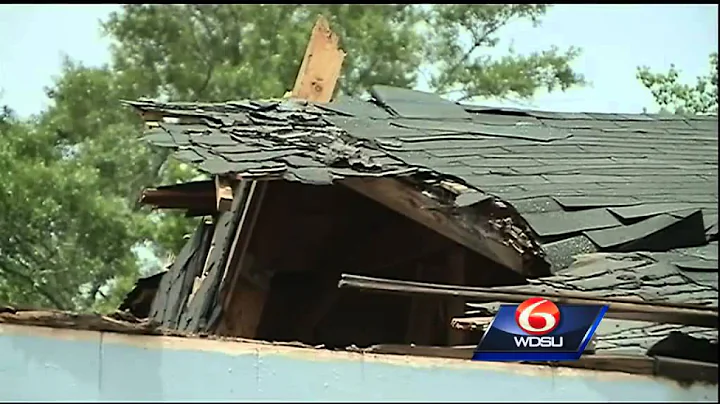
(0, 4), (717, 117)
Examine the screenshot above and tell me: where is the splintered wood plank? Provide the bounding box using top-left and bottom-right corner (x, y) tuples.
(290, 15), (346, 103)
(341, 178), (524, 273)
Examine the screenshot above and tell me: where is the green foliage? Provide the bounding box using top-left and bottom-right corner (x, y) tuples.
(638, 52), (718, 115)
(1, 5), (585, 312)
(0, 107), (144, 312)
(425, 5), (585, 100)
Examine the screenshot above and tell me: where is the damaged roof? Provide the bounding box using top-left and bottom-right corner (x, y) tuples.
(127, 85), (718, 275)
(463, 242), (719, 309)
(454, 242), (718, 361)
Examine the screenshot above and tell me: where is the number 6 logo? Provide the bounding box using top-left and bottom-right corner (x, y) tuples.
(515, 297), (561, 336)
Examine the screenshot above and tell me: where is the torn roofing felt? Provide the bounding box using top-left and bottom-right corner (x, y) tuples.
(125, 85), (718, 273)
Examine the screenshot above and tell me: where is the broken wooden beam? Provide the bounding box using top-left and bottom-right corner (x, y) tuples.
(341, 178), (525, 273)
(139, 178), (236, 215)
(140, 181), (213, 209)
(337, 274), (719, 328)
(290, 15), (346, 103)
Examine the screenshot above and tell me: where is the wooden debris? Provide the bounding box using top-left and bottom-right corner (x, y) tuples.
(140, 180), (216, 215)
(451, 316), (492, 331)
(0, 310), (160, 335)
(290, 15), (346, 103)
(363, 344), (475, 360)
(338, 274), (719, 328)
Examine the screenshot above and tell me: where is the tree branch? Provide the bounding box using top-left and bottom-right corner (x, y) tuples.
(0, 258), (70, 310)
(442, 13), (511, 86)
(189, 5), (217, 100)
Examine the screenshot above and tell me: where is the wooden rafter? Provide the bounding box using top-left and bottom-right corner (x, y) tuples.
(341, 178), (525, 273)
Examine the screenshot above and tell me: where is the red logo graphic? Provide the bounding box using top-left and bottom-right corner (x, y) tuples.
(515, 297), (561, 336)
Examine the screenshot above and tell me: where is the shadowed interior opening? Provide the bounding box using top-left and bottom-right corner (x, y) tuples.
(218, 180), (524, 349)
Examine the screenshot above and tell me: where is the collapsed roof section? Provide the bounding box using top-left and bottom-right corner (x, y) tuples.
(127, 85), (718, 274)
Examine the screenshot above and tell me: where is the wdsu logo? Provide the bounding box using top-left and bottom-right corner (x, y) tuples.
(472, 297), (608, 362)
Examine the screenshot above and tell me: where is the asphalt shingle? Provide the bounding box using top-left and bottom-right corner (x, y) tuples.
(126, 86), (718, 278)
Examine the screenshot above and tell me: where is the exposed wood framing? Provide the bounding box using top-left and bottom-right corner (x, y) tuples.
(341, 178), (524, 273)
(218, 279), (267, 338)
(290, 15), (346, 103)
(216, 181), (269, 337)
(338, 274), (719, 328)
(140, 180), (233, 215)
(405, 264), (436, 345)
(444, 248), (466, 346)
(220, 181), (266, 305)
(296, 286), (340, 342)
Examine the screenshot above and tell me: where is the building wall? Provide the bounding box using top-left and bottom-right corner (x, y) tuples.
(0, 324), (716, 402)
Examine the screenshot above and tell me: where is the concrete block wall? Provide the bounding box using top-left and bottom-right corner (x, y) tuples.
(0, 324), (716, 402)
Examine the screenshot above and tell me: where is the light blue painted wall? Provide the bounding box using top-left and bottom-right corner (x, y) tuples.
(0, 325), (717, 402)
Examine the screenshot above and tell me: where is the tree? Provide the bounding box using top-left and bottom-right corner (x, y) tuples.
(638, 52), (718, 114)
(2, 5), (585, 312)
(0, 105), (143, 313)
